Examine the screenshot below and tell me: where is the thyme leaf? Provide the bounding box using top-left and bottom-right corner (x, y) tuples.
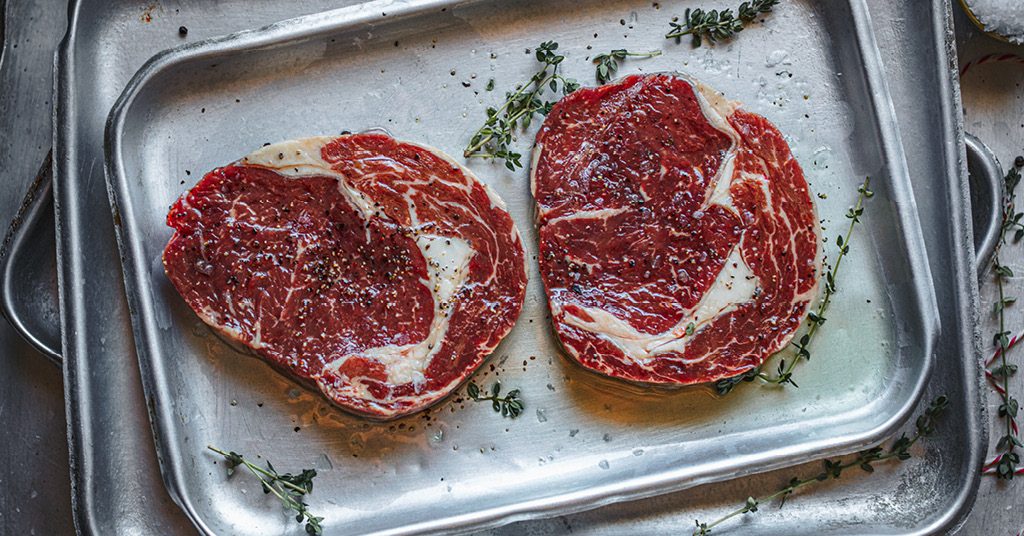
(715, 176), (872, 396)
(467, 381), (525, 418)
(692, 395), (948, 535)
(988, 154), (1024, 479)
(592, 49), (662, 84)
(666, 0), (780, 48)
(464, 41), (580, 171)
(208, 446), (324, 535)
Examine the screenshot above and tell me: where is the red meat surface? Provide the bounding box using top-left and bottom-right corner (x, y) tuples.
(164, 133), (527, 418)
(532, 74), (820, 385)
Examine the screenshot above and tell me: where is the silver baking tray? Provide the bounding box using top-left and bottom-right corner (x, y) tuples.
(102, 0), (937, 534)
(45, 0), (986, 534)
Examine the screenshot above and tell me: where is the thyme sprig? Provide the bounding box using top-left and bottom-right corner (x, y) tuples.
(988, 155), (1024, 479)
(692, 395), (948, 535)
(464, 41), (580, 171)
(666, 0), (780, 48)
(208, 446), (324, 535)
(467, 381), (524, 418)
(715, 177), (872, 395)
(593, 49), (662, 84)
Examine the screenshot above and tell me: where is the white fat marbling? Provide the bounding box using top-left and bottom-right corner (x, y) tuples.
(536, 75), (772, 367)
(561, 246), (758, 362)
(241, 137), (476, 387)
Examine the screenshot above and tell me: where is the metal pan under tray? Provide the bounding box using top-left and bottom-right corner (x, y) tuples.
(102, 0), (938, 534)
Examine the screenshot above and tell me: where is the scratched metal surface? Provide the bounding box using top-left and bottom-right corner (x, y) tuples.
(0, 0), (989, 534)
(102, 0), (937, 534)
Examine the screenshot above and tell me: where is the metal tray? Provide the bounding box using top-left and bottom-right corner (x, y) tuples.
(103, 0), (936, 534)
(50, 0), (985, 534)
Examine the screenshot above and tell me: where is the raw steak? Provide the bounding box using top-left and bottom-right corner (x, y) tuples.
(531, 73), (820, 385)
(163, 133), (527, 419)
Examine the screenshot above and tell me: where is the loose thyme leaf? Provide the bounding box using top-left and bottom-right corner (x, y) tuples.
(592, 49), (662, 84)
(464, 42), (579, 170)
(467, 380), (525, 419)
(691, 395), (948, 535)
(666, 0), (780, 47)
(208, 446), (324, 535)
(988, 154), (1024, 480)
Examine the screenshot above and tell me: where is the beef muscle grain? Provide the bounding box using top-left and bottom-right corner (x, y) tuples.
(163, 133), (527, 419)
(532, 73), (821, 385)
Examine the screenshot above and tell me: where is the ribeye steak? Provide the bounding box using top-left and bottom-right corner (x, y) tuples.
(163, 133), (527, 419)
(532, 73), (820, 385)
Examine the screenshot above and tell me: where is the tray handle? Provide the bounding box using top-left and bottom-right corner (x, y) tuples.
(965, 133), (1004, 276)
(0, 152), (62, 364)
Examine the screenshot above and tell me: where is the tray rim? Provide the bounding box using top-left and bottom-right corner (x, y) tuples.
(922, 0), (988, 532)
(100, 0), (941, 534)
(54, 1), (94, 534)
